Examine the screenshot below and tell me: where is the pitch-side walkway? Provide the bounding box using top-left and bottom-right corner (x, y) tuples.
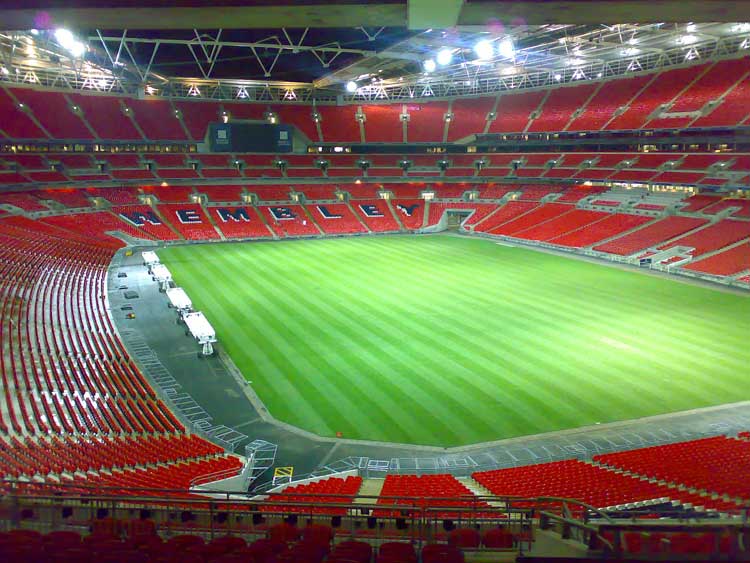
(109, 240), (750, 488)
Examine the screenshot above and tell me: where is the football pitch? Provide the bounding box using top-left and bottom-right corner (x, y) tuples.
(158, 234), (750, 447)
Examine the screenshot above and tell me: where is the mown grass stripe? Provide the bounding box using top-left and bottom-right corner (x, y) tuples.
(159, 234), (750, 446)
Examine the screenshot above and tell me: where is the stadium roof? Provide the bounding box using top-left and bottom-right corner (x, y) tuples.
(1, 1), (750, 102)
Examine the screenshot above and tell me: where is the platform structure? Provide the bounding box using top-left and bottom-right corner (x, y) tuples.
(149, 263), (172, 291)
(142, 250), (160, 267)
(183, 311), (217, 356)
(166, 287), (193, 315)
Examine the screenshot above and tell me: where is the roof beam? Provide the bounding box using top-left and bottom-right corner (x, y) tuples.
(4, 1), (750, 29)
(408, 0), (464, 30)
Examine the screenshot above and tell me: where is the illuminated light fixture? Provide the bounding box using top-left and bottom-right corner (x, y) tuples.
(236, 86), (249, 99)
(69, 41), (85, 58)
(678, 35), (698, 45)
(597, 72), (603, 78)
(436, 48), (453, 66)
(345, 80), (357, 92)
(55, 28), (85, 58)
(55, 29), (75, 48)
(498, 38), (515, 59)
(161, 181), (169, 187)
(355, 179), (362, 184)
(423, 58), (436, 72)
(554, 73), (562, 81)
(187, 84), (201, 97)
(474, 39), (494, 60)
(145, 85), (156, 95)
(0, 67), (8, 75)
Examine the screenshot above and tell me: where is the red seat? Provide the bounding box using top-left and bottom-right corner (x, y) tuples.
(482, 527), (514, 548)
(448, 528), (481, 548)
(422, 543), (465, 563)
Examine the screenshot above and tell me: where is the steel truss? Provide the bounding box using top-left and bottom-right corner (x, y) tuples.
(0, 26), (749, 103)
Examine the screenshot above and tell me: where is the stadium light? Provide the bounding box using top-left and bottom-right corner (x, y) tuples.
(498, 38), (515, 59)
(436, 48), (453, 66)
(54, 28), (86, 58)
(345, 81), (358, 93)
(423, 58), (436, 72)
(554, 73), (562, 81)
(69, 42), (85, 58)
(474, 40), (494, 60)
(54, 29), (75, 49)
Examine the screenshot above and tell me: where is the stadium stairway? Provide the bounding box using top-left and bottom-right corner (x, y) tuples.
(455, 476), (505, 508)
(199, 201), (227, 241)
(680, 236), (750, 264)
(421, 199), (431, 229)
(254, 204), (281, 239)
(301, 205), (325, 235)
(150, 205), (185, 240)
(466, 200), (509, 232)
(581, 215), (660, 249)
(354, 478), (385, 504)
(384, 199), (406, 231)
(344, 200), (372, 233)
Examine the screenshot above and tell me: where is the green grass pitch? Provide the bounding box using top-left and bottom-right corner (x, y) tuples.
(158, 234), (750, 447)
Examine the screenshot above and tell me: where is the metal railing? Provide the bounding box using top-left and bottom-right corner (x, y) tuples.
(3, 479), (750, 559)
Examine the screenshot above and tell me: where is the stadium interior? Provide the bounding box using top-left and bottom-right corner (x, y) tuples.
(1, 1), (750, 561)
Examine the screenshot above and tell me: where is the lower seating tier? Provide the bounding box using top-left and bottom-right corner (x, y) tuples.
(683, 241), (750, 276)
(593, 216), (708, 256)
(593, 436), (750, 500)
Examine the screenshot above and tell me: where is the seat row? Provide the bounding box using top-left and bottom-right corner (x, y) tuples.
(2, 57), (750, 145)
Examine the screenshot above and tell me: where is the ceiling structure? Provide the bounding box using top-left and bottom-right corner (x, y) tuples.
(1, 1), (750, 103)
(4, 0), (750, 29)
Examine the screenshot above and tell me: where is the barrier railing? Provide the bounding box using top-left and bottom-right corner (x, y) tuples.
(4, 478), (748, 560)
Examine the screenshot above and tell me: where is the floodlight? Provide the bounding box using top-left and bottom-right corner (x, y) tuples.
(554, 73), (562, 81)
(345, 80), (357, 93)
(69, 41), (85, 58)
(474, 40), (493, 60)
(436, 49), (453, 66)
(55, 29), (85, 58)
(55, 29), (75, 50)
(423, 59), (436, 72)
(498, 38), (515, 59)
